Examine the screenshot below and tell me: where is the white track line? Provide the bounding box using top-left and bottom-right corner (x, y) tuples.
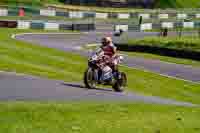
(120, 65), (200, 85)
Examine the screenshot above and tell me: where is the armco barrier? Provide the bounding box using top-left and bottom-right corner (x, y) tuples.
(115, 44), (200, 60)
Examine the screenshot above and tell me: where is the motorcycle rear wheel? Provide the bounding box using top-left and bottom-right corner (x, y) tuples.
(84, 68), (97, 89)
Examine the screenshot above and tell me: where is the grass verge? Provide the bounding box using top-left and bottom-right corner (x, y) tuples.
(0, 28), (200, 104)
(123, 51), (200, 68)
(0, 102), (200, 133)
(127, 37), (200, 52)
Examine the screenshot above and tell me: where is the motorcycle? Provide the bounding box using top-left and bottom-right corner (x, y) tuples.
(84, 48), (127, 92)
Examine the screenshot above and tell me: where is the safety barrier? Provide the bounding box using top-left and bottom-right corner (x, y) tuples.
(2, 7), (200, 20)
(114, 21), (200, 32)
(17, 21), (30, 29)
(0, 20), (95, 31)
(0, 20), (17, 28)
(40, 9), (56, 16)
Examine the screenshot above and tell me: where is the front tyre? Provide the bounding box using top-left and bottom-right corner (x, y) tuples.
(112, 72), (127, 92)
(84, 68), (96, 89)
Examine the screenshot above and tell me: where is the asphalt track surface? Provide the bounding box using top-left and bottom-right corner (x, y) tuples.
(0, 72), (197, 107)
(0, 31), (199, 107)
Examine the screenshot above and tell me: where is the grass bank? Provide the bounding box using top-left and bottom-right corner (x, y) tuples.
(124, 51), (200, 68)
(156, 0), (200, 8)
(0, 28), (199, 104)
(128, 37), (200, 52)
(114, 36), (200, 60)
(0, 102), (200, 133)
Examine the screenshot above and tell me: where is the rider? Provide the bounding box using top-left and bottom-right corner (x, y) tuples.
(100, 37), (118, 73)
(101, 37), (117, 58)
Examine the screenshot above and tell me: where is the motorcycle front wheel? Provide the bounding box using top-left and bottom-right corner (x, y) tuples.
(84, 68), (97, 89)
(112, 72), (127, 92)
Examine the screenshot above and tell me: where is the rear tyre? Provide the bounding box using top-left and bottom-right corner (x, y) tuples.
(112, 72), (127, 92)
(84, 68), (96, 89)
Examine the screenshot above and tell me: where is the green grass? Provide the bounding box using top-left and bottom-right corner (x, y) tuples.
(0, 28), (200, 104)
(0, 102), (200, 133)
(156, 0), (200, 8)
(1, 0), (200, 10)
(0, 28), (86, 82)
(0, 0), (61, 6)
(122, 66), (200, 104)
(47, 4), (141, 13)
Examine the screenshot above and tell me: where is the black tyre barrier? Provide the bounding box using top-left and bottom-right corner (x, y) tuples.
(72, 23), (95, 31)
(0, 20), (17, 28)
(108, 13), (118, 19)
(59, 24), (72, 30)
(115, 43), (200, 61)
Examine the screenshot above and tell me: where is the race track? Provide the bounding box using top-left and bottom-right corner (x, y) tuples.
(16, 32), (200, 83)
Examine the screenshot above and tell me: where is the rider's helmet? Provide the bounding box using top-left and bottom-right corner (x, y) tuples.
(101, 37), (112, 46)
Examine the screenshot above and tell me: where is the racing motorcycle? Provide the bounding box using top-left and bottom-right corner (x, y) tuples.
(84, 48), (127, 92)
